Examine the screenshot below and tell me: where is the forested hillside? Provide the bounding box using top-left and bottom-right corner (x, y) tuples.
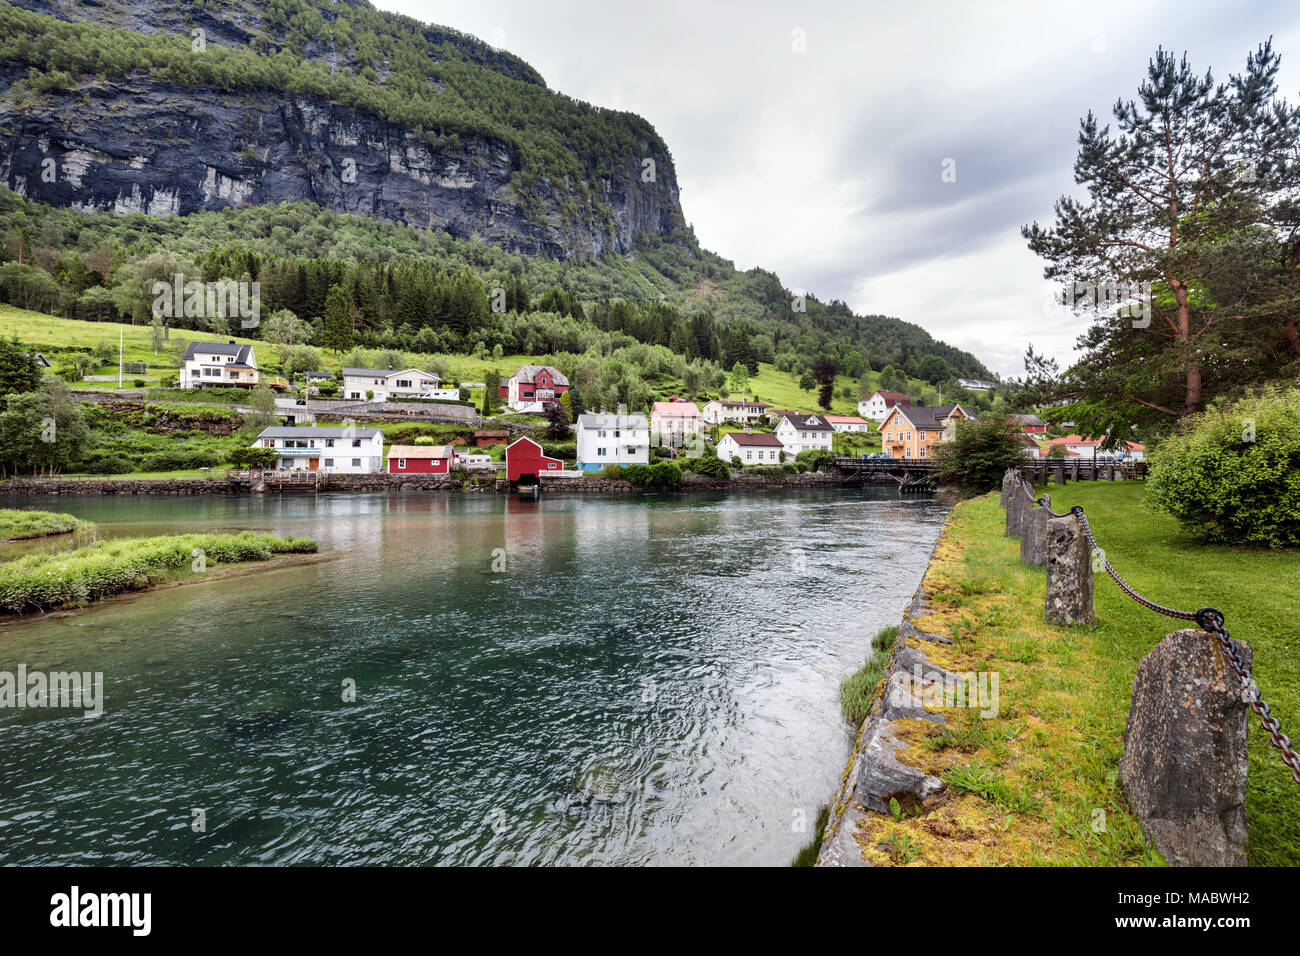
(0, 0), (994, 396)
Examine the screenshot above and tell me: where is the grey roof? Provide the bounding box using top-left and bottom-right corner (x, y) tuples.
(577, 412), (649, 429)
(511, 364), (570, 387)
(1013, 413), (1046, 427)
(256, 427), (382, 439)
(891, 404), (976, 429)
(781, 412), (833, 432)
(183, 341), (253, 363)
(343, 367), (439, 378)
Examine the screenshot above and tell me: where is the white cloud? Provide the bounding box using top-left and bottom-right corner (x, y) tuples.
(383, 0), (1300, 376)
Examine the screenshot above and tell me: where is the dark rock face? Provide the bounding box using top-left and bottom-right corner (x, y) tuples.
(1119, 628), (1252, 866)
(0, 70), (682, 258)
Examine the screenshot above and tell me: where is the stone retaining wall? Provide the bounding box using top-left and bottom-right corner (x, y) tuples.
(1, 469), (876, 497)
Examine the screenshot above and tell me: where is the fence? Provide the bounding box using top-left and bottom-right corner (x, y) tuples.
(999, 468), (1296, 862)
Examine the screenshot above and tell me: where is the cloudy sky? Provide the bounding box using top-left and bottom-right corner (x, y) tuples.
(383, 0), (1300, 376)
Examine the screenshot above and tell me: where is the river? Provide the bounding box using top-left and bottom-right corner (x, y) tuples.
(0, 488), (949, 866)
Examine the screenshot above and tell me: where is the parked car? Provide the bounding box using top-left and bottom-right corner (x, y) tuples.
(867, 452), (895, 461)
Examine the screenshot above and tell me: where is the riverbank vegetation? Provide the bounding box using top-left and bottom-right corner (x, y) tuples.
(852, 482), (1297, 866)
(839, 626), (900, 725)
(0, 508), (85, 541)
(0, 531), (318, 613)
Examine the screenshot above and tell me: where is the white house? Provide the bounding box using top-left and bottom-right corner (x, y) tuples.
(650, 401), (703, 447)
(858, 390), (910, 422)
(253, 426), (384, 473)
(342, 367), (449, 402)
(700, 398), (771, 425)
(825, 414), (872, 433)
(957, 378), (998, 392)
(576, 410), (650, 472)
(716, 431), (784, 465)
(775, 413), (834, 456)
(180, 341), (258, 389)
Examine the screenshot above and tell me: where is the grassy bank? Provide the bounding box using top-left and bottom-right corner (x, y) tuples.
(855, 481), (1298, 866)
(0, 508), (85, 541)
(0, 531), (318, 614)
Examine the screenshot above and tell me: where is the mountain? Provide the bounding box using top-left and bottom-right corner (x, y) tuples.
(0, 0), (683, 257)
(0, 0), (995, 387)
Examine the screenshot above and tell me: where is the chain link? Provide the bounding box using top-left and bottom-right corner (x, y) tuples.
(1011, 471), (1299, 783)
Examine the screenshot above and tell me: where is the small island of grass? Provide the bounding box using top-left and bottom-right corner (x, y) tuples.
(0, 508), (87, 542)
(0, 531), (319, 614)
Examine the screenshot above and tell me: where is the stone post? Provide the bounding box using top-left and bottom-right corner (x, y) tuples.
(1118, 629), (1252, 866)
(1044, 514), (1093, 624)
(1005, 480), (1025, 537)
(1020, 492), (1049, 566)
(1000, 469), (1014, 508)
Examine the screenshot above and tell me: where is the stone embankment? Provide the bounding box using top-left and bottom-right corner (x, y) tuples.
(2, 470), (860, 497)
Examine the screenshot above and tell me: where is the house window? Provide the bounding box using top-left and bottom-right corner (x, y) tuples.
(597, 447), (606, 456)
(746, 451), (752, 460)
(397, 459), (406, 469)
(352, 439), (361, 447)
(324, 458), (334, 467)
(351, 459), (361, 467)
(326, 439), (334, 447)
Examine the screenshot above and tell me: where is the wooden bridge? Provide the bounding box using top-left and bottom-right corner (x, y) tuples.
(1016, 460), (1147, 484)
(833, 457), (939, 491)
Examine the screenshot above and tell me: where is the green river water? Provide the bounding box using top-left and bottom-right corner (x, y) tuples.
(0, 488), (949, 866)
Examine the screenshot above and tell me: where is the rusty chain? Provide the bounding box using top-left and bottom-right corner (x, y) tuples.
(1009, 472), (1300, 783)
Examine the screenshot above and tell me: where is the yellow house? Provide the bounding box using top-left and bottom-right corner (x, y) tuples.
(879, 404), (974, 459)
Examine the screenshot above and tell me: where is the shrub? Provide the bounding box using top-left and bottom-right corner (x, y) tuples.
(931, 416), (1027, 494)
(622, 461), (682, 488)
(601, 464), (625, 480)
(796, 449), (838, 472)
(1146, 385), (1300, 547)
(687, 454), (730, 479)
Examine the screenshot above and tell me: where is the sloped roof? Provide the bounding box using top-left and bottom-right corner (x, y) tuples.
(652, 401), (700, 417)
(183, 341), (253, 364)
(1013, 413), (1047, 427)
(869, 390), (911, 405)
(887, 404), (972, 429)
(577, 412), (649, 429)
(342, 367), (440, 380)
(387, 444), (453, 458)
(781, 412), (833, 431)
(510, 364), (570, 387)
(720, 432), (784, 446)
(825, 415), (870, 424)
(256, 426), (381, 439)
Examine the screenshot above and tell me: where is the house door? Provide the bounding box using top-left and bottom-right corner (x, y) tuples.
(309, 457), (319, 471)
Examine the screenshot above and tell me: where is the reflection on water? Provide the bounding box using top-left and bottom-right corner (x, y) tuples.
(0, 488), (949, 865)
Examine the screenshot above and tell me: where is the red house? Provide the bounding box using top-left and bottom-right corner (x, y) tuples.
(387, 444), (453, 474)
(506, 436), (564, 483)
(501, 364), (570, 407)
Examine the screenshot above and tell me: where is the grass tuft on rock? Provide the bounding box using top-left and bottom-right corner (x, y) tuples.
(839, 625), (901, 725)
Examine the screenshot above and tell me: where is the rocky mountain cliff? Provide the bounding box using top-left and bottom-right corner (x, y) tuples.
(0, 0), (685, 257)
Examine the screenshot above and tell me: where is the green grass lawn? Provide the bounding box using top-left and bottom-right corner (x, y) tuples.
(1041, 481), (1300, 865)
(881, 481), (1299, 866)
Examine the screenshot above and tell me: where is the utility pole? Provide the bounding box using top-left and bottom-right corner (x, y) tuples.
(118, 325), (123, 390)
